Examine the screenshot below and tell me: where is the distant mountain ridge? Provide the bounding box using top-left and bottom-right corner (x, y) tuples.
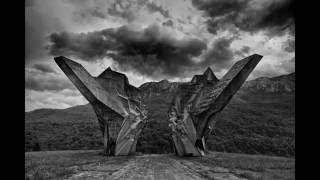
(26, 72), (295, 115)
(242, 72), (295, 93)
(138, 72), (295, 98)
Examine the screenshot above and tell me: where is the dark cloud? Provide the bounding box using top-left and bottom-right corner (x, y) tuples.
(65, 0), (135, 22)
(254, 0), (294, 30)
(146, 2), (170, 18)
(108, 0), (170, 21)
(201, 37), (235, 71)
(106, 1), (137, 22)
(67, 0), (170, 23)
(48, 30), (116, 61)
(162, 19), (174, 27)
(235, 45), (251, 57)
(65, 0), (109, 21)
(48, 24), (207, 78)
(192, 0), (295, 36)
(283, 38), (295, 52)
(240, 46), (250, 54)
(192, 0), (249, 34)
(33, 64), (56, 74)
(194, 0), (248, 19)
(25, 2), (65, 62)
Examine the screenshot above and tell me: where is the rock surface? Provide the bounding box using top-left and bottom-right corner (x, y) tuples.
(139, 73), (295, 98)
(242, 73), (295, 93)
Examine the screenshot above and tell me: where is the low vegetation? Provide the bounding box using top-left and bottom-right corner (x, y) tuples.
(25, 89), (295, 157)
(25, 150), (295, 180)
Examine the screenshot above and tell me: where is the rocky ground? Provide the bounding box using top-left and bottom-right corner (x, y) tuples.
(25, 150), (294, 180)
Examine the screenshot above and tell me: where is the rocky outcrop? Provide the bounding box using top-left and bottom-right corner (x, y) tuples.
(242, 73), (295, 93)
(139, 80), (182, 98)
(139, 73), (295, 97)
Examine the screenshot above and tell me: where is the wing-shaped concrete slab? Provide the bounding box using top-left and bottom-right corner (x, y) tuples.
(168, 54), (262, 156)
(54, 56), (147, 156)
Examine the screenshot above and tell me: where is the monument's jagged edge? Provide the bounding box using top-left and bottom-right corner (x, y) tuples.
(168, 54), (263, 156)
(54, 56), (127, 116)
(54, 56), (147, 156)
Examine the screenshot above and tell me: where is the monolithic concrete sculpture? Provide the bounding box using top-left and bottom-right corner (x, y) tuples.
(54, 56), (147, 156)
(168, 54), (263, 156)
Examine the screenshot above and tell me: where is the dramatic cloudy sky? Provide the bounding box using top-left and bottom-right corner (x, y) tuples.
(25, 0), (295, 111)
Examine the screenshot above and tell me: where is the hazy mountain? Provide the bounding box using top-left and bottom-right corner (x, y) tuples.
(25, 72), (295, 157)
(242, 73), (295, 93)
(139, 72), (295, 97)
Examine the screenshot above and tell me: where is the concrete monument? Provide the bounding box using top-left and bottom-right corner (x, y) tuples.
(54, 56), (147, 156)
(168, 54), (263, 156)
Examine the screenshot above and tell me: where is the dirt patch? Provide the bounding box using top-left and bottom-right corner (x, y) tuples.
(25, 150), (295, 180)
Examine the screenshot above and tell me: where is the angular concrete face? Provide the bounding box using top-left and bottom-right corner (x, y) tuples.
(168, 54), (263, 156)
(54, 56), (147, 156)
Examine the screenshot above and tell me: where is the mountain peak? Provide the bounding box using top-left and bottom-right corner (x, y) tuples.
(159, 79), (169, 83)
(98, 67), (124, 79)
(204, 67), (213, 75)
(203, 67), (219, 82)
(96, 66), (130, 88)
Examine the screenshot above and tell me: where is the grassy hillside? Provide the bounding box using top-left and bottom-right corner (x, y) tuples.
(25, 74), (295, 157)
(137, 89), (295, 156)
(208, 90), (295, 157)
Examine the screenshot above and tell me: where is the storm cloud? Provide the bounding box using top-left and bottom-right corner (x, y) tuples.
(192, 0), (295, 36)
(67, 0), (170, 23)
(201, 37), (235, 71)
(235, 45), (251, 57)
(145, 2), (170, 18)
(25, 0), (66, 63)
(49, 25), (208, 78)
(26, 0), (295, 111)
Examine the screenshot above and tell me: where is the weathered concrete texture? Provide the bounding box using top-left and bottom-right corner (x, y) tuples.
(54, 56), (147, 156)
(169, 54), (263, 156)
